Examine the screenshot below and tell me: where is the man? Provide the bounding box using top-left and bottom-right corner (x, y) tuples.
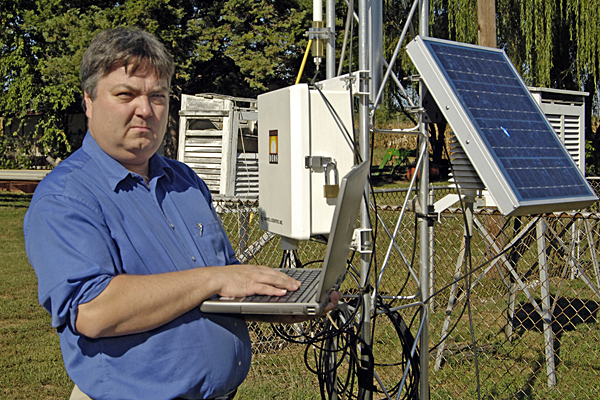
(24, 27), (339, 400)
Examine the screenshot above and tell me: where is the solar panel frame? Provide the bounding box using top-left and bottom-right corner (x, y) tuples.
(406, 36), (597, 216)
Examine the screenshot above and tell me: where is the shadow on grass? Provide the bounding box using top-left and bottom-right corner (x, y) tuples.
(0, 191), (33, 208)
(513, 296), (599, 335)
(511, 296), (600, 398)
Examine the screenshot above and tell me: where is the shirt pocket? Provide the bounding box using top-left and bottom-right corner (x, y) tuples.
(191, 220), (231, 266)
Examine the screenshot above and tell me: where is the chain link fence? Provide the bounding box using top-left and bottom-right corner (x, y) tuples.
(213, 178), (600, 399)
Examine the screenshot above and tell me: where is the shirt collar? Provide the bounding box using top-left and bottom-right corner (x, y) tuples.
(148, 150), (175, 184)
(82, 132), (174, 191)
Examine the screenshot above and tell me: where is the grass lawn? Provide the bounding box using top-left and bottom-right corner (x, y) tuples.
(4, 190), (600, 400)
(0, 192), (327, 400)
(0, 192), (72, 399)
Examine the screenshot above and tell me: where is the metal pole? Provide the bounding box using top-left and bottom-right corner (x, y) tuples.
(536, 219), (557, 387)
(370, 0), (383, 102)
(358, 1), (373, 399)
(418, 118), (430, 400)
(418, 1), (430, 399)
(372, 0), (420, 111)
(420, 0), (429, 36)
(326, 0), (336, 78)
(429, 187), (435, 313)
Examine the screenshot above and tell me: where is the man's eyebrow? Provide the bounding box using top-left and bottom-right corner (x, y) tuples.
(112, 83), (170, 93)
(154, 84), (171, 94)
(111, 83), (138, 93)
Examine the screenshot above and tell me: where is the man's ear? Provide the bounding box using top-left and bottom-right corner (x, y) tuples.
(84, 92), (93, 119)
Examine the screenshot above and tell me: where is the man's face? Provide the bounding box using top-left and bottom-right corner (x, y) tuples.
(84, 63), (169, 172)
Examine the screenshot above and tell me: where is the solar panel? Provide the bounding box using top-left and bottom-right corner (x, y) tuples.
(406, 36), (597, 216)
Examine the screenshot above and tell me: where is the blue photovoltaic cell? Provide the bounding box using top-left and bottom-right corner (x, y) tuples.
(423, 40), (593, 202)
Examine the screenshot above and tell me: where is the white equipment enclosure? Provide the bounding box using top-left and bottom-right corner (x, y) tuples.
(257, 77), (357, 241)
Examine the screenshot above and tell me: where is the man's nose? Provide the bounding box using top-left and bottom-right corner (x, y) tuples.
(135, 96), (154, 118)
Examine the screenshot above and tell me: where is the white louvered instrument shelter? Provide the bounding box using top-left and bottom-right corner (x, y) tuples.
(178, 94), (258, 198)
(529, 87), (588, 175)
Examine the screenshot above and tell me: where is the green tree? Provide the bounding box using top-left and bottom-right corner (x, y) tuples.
(0, 0), (314, 167)
(426, 0), (600, 175)
(430, 0), (600, 91)
(5, 0), (599, 172)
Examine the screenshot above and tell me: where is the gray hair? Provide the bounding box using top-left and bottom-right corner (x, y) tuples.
(80, 27), (174, 100)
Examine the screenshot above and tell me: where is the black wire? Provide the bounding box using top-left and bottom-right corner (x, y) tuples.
(420, 139), (544, 399)
(310, 84), (359, 162)
(314, 301), (365, 398)
(423, 215), (539, 310)
(371, 297), (420, 400)
(271, 283), (364, 346)
(277, 249), (304, 269)
(293, 63), (546, 398)
(278, 284), (421, 400)
(307, 73), (390, 399)
(311, 63), (321, 84)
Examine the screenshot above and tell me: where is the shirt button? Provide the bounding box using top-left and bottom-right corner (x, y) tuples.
(238, 361), (242, 367)
(191, 256), (196, 261)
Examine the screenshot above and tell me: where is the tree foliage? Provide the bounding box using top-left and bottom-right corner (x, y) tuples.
(2, 0), (600, 171)
(0, 0), (313, 167)
(427, 0), (600, 174)
(427, 0), (600, 91)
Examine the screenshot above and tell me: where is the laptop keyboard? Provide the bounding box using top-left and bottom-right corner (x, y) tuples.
(244, 268), (322, 303)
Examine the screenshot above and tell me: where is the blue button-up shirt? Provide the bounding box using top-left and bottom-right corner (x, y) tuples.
(24, 133), (251, 400)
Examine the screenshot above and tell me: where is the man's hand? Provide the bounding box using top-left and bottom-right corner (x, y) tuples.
(211, 264), (302, 298)
(211, 265), (343, 324)
(76, 264), (321, 338)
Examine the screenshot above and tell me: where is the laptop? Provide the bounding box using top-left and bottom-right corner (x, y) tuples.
(200, 161), (369, 316)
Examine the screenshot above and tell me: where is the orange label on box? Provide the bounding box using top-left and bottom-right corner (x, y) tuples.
(269, 130), (278, 164)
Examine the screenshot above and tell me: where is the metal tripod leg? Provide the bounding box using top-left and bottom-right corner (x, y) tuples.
(434, 234), (467, 371)
(584, 220), (600, 289)
(434, 198), (474, 371)
(537, 219), (557, 387)
(547, 222), (600, 301)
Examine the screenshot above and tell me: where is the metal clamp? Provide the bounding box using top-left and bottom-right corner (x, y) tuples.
(305, 156), (332, 170)
(351, 229), (373, 254)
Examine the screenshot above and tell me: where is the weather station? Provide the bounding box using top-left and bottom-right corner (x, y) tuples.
(189, 0), (600, 399)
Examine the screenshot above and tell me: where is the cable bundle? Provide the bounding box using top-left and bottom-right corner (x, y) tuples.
(272, 291), (421, 399)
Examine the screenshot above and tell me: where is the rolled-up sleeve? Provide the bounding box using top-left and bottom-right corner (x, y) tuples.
(24, 193), (117, 330)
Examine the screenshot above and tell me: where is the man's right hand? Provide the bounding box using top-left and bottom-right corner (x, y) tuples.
(209, 264), (301, 299)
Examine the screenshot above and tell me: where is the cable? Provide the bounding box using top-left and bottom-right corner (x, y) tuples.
(274, 12), (427, 393)
(296, 39), (313, 85)
(420, 138), (547, 399)
(271, 270), (422, 400)
(311, 61), (322, 84)
(303, 294), (422, 400)
(369, 297), (420, 400)
(309, 83), (358, 161)
(278, 249), (303, 269)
